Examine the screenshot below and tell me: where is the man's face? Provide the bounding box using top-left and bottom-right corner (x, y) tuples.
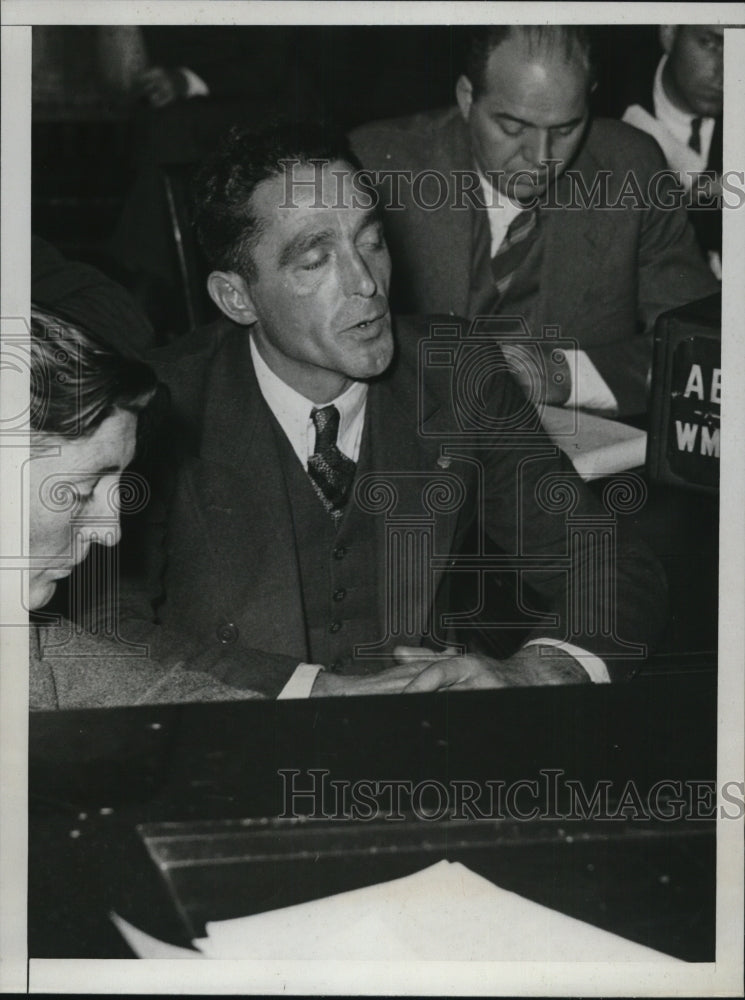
(457, 35), (589, 201)
(242, 161), (393, 403)
(663, 26), (724, 118)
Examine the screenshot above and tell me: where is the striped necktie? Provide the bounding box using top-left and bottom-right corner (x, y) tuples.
(490, 207), (539, 300)
(307, 405), (356, 518)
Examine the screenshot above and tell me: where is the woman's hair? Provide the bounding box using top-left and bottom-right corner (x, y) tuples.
(30, 306), (158, 438)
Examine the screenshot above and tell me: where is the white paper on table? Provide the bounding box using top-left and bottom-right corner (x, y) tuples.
(111, 911), (202, 958)
(540, 404), (647, 479)
(192, 860), (682, 962)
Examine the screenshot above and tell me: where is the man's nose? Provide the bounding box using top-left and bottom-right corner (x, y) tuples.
(522, 129), (552, 167)
(712, 53), (723, 89)
(80, 480), (123, 548)
(340, 248), (377, 297)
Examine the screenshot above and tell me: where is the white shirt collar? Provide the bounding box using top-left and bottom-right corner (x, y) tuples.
(250, 336), (368, 467)
(477, 169), (526, 257)
(653, 54), (714, 141)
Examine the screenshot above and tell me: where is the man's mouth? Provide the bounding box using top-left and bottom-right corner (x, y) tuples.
(346, 311), (388, 333)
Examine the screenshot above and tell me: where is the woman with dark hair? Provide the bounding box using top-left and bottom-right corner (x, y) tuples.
(29, 307), (259, 708)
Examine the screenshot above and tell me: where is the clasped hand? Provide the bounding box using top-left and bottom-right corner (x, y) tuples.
(311, 644), (589, 696)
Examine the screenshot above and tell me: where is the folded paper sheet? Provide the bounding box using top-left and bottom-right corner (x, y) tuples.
(182, 861), (681, 962)
(111, 911), (202, 959)
(540, 405), (647, 479)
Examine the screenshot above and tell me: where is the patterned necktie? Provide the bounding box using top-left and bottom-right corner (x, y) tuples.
(490, 207), (539, 300)
(689, 117), (703, 154)
(307, 405), (356, 518)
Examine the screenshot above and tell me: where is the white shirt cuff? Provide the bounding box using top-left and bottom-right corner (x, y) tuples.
(179, 66), (210, 98)
(523, 638), (611, 684)
(564, 349), (619, 415)
(277, 663), (324, 699)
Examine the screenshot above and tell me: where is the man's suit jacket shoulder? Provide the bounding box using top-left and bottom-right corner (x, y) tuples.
(147, 318), (248, 443)
(353, 106), (668, 185)
(580, 116), (667, 177)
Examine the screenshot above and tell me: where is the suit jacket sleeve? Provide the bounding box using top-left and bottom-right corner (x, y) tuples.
(119, 448), (304, 700)
(473, 361), (668, 680)
(29, 623), (262, 710)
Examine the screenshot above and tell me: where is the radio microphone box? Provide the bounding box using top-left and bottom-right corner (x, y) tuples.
(647, 293), (720, 493)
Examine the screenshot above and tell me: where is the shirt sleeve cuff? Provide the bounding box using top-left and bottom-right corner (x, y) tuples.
(564, 349), (619, 415)
(277, 663), (324, 700)
(523, 638), (611, 684)
(179, 66), (210, 97)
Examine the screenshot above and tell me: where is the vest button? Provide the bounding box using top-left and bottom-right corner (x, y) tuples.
(329, 659), (343, 673)
(333, 545), (347, 560)
(333, 588), (346, 602)
(216, 622), (239, 644)
(329, 621), (342, 634)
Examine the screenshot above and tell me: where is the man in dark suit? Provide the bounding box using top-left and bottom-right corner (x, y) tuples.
(141, 122), (667, 699)
(620, 25), (723, 274)
(350, 26), (718, 418)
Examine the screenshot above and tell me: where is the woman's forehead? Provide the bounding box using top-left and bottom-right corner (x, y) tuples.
(34, 410), (137, 474)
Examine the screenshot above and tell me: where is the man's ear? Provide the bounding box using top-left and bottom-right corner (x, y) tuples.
(455, 75), (474, 122)
(206, 271), (257, 326)
(659, 25), (678, 56)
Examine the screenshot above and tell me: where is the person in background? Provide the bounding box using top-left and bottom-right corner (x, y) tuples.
(28, 307), (260, 709)
(351, 25), (719, 418)
(621, 25), (723, 276)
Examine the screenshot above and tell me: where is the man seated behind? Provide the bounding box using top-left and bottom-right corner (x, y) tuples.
(350, 25), (718, 418)
(620, 25), (723, 276)
(140, 122), (667, 698)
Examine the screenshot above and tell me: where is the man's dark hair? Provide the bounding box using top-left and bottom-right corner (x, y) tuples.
(192, 121), (359, 280)
(464, 25), (595, 99)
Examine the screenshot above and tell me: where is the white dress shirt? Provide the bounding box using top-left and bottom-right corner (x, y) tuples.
(250, 337), (367, 467)
(478, 174), (619, 414)
(250, 336), (609, 694)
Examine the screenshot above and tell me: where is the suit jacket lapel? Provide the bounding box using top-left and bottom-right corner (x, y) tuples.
(197, 333), (308, 659)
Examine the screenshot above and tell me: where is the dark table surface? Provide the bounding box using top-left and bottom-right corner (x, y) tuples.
(29, 667), (717, 961)
(28, 466), (720, 962)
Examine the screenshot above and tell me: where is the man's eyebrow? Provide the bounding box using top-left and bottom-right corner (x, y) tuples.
(493, 111), (585, 129)
(278, 210), (382, 268)
(278, 229), (335, 268)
